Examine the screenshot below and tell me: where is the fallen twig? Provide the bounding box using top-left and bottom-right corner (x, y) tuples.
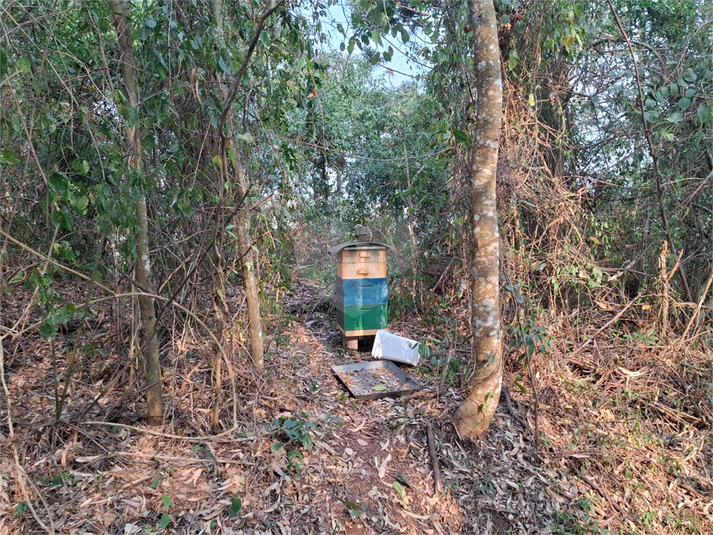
(83, 420), (254, 442)
(426, 421), (443, 495)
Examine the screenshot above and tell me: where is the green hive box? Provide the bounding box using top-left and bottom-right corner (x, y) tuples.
(335, 303), (388, 333)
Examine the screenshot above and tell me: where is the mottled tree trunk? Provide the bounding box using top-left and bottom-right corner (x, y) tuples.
(108, 0), (163, 425)
(452, 0), (503, 439)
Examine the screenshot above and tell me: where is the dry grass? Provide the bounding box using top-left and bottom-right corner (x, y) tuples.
(523, 321), (713, 535)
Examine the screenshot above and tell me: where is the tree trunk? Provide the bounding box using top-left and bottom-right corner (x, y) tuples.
(108, 0), (163, 425)
(452, 0), (503, 440)
(235, 161), (264, 369)
(211, 0), (278, 371)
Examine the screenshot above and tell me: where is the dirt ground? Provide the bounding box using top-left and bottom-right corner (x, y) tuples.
(1, 280), (712, 534)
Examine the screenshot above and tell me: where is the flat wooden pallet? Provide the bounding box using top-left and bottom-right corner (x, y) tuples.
(331, 360), (420, 400)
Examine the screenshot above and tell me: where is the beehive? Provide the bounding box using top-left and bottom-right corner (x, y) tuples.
(329, 241), (391, 347)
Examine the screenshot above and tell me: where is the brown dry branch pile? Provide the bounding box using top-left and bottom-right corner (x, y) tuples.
(1, 279), (712, 535)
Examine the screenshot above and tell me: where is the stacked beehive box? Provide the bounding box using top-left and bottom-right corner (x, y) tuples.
(329, 241), (390, 349)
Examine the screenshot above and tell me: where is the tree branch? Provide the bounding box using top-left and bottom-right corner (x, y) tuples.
(217, 0), (286, 133)
(606, 0), (693, 303)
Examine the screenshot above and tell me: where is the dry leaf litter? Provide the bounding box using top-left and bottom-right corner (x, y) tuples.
(1, 280), (711, 534)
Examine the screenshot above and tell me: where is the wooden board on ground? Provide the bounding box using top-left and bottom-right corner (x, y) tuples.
(331, 360), (420, 400)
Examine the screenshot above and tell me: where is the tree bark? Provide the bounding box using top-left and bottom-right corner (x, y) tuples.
(108, 0), (163, 425)
(452, 0), (503, 440)
(234, 161), (264, 369)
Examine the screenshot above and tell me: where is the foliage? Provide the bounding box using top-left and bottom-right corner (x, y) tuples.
(228, 495), (243, 518)
(551, 499), (614, 534)
(270, 414), (319, 451)
(268, 412), (342, 473)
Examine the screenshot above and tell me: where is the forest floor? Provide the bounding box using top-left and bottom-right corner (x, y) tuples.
(1, 278), (712, 535)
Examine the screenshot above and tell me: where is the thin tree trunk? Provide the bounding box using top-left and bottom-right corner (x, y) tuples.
(235, 161), (264, 369)
(212, 0), (279, 371)
(403, 143), (419, 302)
(212, 0), (226, 427)
(108, 0), (163, 425)
(452, 0), (503, 439)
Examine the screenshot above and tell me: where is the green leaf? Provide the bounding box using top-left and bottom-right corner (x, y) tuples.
(160, 513), (170, 529)
(678, 97), (691, 110)
(669, 83), (679, 96)
(218, 55), (230, 74)
(508, 49), (518, 71)
(336, 497), (361, 512)
(51, 209), (72, 231)
(260, 30), (270, 46)
(347, 39), (355, 55)
(161, 495), (171, 509)
(0, 49), (7, 78)
(452, 130), (470, 143)
(227, 145), (237, 166)
(13, 502), (29, 517)
(40, 319), (57, 339)
(228, 496), (242, 518)
(72, 159), (90, 174)
(372, 385), (387, 391)
(667, 110), (683, 123)
(145, 17), (157, 29)
(17, 54), (32, 73)
(697, 105), (712, 123)
(142, 133), (156, 151)
(685, 88), (696, 98)
(150, 474), (163, 489)
(371, 30), (382, 46)
(1, 147), (20, 165)
(683, 68), (697, 82)
(528, 93), (535, 106)
(393, 481), (407, 501)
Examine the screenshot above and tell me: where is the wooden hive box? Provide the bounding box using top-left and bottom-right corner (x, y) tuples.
(328, 241), (392, 346)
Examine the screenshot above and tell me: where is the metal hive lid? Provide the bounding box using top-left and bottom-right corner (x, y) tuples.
(327, 241), (396, 256)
